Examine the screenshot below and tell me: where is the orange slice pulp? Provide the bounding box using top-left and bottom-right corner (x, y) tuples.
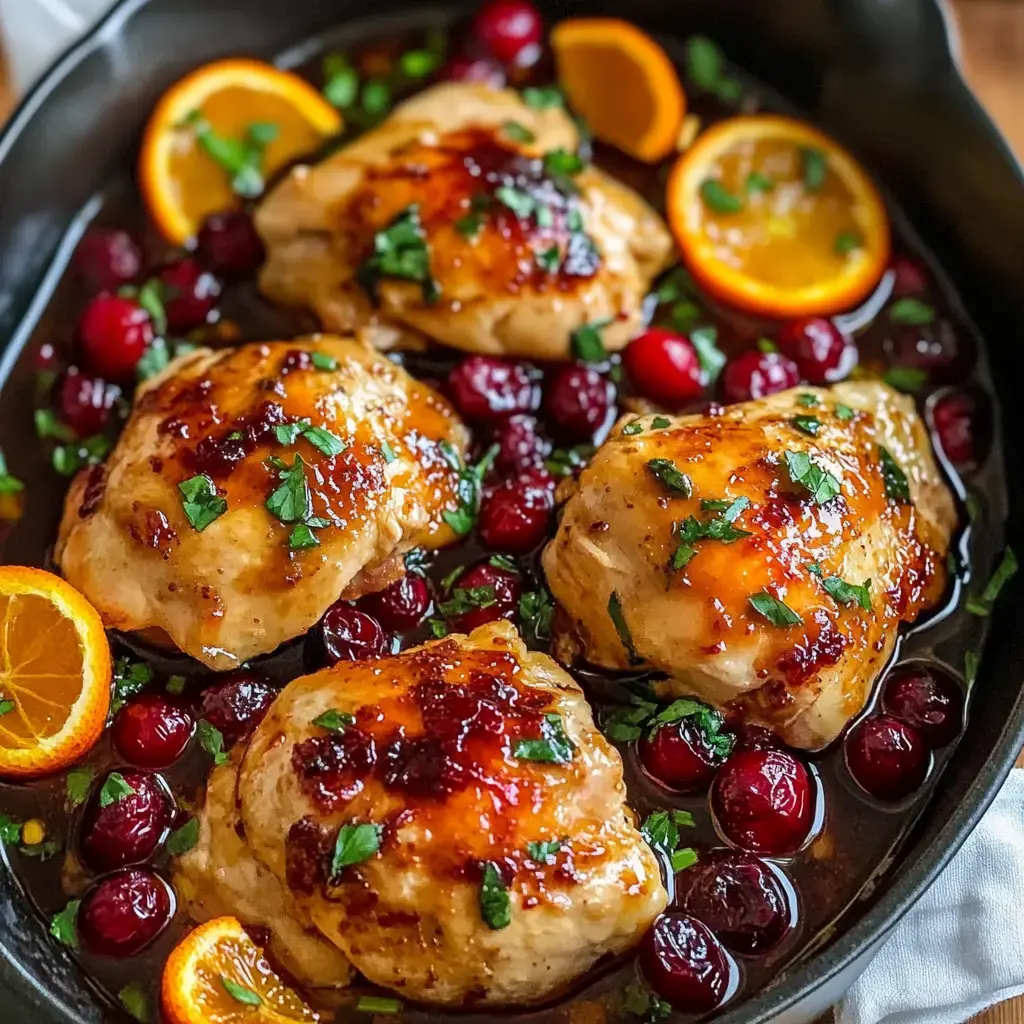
(666, 114), (890, 318)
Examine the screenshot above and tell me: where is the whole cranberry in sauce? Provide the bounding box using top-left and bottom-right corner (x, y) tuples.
(492, 413), (550, 471)
(442, 560), (522, 633)
(544, 363), (615, 441)
(198, 670), (278, 746)
(358, 574), (432, 633)
(477, 469), (554, 554)
(442, 56), (507, 88)
(77, 869), (173, 957)
(884, 319), (962, 378)
(776, 317), (853, 384)
(623, 327), (705, 405)
(447, 356), (539, 421)
(55, 367), (120, 437)
(889, 254), (928, 298)
(320, 603), (390, 664)
(679, 850), (792, 955)
(640, 911), (732, 1012)
(112, 693), (194, 769)
(931, 391), (978, 468)
(721, 350), (800, 404)
(79, 294), (154, 380)
(845, 714), (930, 800)
(195, 209), (265, 277)
(471, 0), (543, 66)
(81, 771), (172, 871)
(73, 228), (142, 291)
(639, 717), (730, 793)
(711, 748), (814, 855)
(158, 257), (222, 332)
(882, 664), (964, 748)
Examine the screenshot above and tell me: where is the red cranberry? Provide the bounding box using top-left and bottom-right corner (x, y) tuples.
(442, 56), (507, 87)
(640, 912), (731, 1012)
(932, 391), (977, 468)
(79, 295), (154, 380)
(55, 367), (120, 436)
(544, 363), (615, 440)
(73, 229), (142, 291)
(492, 414), (550, 470)
(442, 560), (522, 633)
(78, 869), (173, 957)
(198, 670), (278, 746)
(358, 574), (432, 633)
(447, 356), (539, 421)
(478, 469), (554, 553)
(81, 771), (172, 871)
(882, 664), (964, 748)
(884, 320), (962, 377)
(732, 723), (779, 752)
(112, 693), (194, 769)
(679, 850), (792, 954)
(623, 328), (704, 405)
(721, 351), (800, 404)
(712, 748), (814, 855)
(195, 209), (265, 277)
(471, 0), (543, 66)
(845, 714), (930, 800)
(890, 254), (928, 298)
(777, 318), (853, 384)
(157, 258), (221, 332)
(640, 717), (730, 792)
(320, 603), (389, 664)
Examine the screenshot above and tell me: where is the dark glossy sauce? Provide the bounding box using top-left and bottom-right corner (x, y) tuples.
(0, 15), (1005, 1024)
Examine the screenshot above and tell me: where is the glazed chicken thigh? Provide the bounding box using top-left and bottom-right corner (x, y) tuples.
(543, 382), (957, 749)
(257, 82), (674, 359)
(56, 337), (468, 669)
(190, 621), (666, 1006)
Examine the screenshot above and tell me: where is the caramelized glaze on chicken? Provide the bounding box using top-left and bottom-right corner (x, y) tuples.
(543, 382), (957, 749)
(257, 83), (673, 359)
(56, 337), (468, 669)
(214, 621), (666, 1006)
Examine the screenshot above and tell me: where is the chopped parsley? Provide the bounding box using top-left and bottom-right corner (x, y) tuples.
(965, 650), (980, 686)
(966, 548), (1018, 617)
(535, 245), (561, 274)
(652, 416), (671, 429)
(49, 899), (80, 950)
(700, 179), (743, 214)
(288, 524), (320, 550)
(34, 408), (74, 442)
(99, 772), (135, 808)
(521, 85), (564, 109)
(684, 35), (743, 104)
(440, 441), (498, 536)
(878, 446), (911, 503)
(889, 297), (935, 326)
(746, 171), (775, 193)
(749, 590), (803, 627)
(178, 474), (227, 532)
(312, 709), (356, 733)
(608, 591), (641, 665)
(544, 147), (585, 177)
(183, 111), (279, 198)
(670, 498), (751, 571)
(518, 587), (555, 647)
(784, 450), (842, 504)
(65, 767), (94, 809)
(690, 326), (727, 383)
(545, 444), (594, 478)
(52, 434), (111, 477)
(330, 822), (382, 876)
(455, 210), (486, 241)
(835, 403), (856, 421)
(112, 657), (153, 714)
(439, 585), (496, 618)
(479, 861), (511, 929)
(640, 810), (698, 872)
(757, 337), (778, 353)
(322, 53), (359, 107)
(0, 699), (12, 716)
(197, 720), (229, 766)
(526, 838), (566, 864)
(808, 563), (872, 611)
(310, 350), (338, 371)
(0, 451), (23, 496)
(221, 977), (262, 1007)
(513, 713), (575, 764)
(571, 318), (611, 362)
(117, 984), (150, 1023)
(356, 204), (438, 305)
(834, 230), (863, 256)
(502, 120), (535, 144)
(623, 420), (644, 436)
(792, 415), (822, 437)
(800, 146), (827, 191)
(645, 458), (692, 497)
(623, 980), (672, 1022)
(797, 392), (820, 408)
(166, 817), (200, 856)
(884, 366), (928, 393)
(603, 698), (733, 760)
(357, 996), (402, 1015)
(302, 425), (347, 457)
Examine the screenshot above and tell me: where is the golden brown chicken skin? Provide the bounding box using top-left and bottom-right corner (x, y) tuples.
(257, 82), (673, 359)
(232, 621), (666, 1006)
(56, 337), (469, 670)
(543, 382), (957, 749)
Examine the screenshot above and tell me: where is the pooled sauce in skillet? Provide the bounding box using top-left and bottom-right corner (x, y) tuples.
(0, 10), (1008, 1024)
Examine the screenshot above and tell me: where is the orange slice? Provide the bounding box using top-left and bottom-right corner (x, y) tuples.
(666, 114), (890, 318)
(551, 18), (685, 163)
(162, 917), (320, 1024)
(141, 59), (343, 244)
(0, 567), (110, 778)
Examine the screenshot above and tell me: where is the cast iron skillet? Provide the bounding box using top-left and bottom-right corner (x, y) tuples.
(0, 0), (1021, 1021)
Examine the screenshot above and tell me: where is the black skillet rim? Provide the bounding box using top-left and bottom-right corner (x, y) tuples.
(0, 0), (1022, 1021)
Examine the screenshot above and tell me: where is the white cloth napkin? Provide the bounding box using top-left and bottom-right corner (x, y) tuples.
(838, 768), (1024, 1024)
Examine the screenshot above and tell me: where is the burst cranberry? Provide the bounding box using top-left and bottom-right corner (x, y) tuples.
(55, 366), (120, 436)
(157, 258), (221, 332)
(81, 771), (172, 871)
(112, 693), (194, 769)
(732, 723), (779, 751)
(721, 350), (800, 404)
(79, 294), (153, 380)
(471, 0), (543, 65)
(447, 356), (539, 421)
(712, 748), (814, 855)
(846, 714), (929, 800)
(640, 717), (730, 792)
(777, 317), (853, 383)
(932, 391), (977, 468)
(623, 328), (705, 405)
(359, 574), (432, 632)
(320, 603), (389, 664)
(78, 869), (173, 957)
(73, 229), (142, 291)
(442, 560), (522, 632)
(544, 363), (615, 440)
(198, 670), (278, 745)
(493, 414), (550, 470)
(442, 56), (507, 87)
(679, 850), (792, 955)
(478, 470), (554, 553)
(890, 254), (928, 298)
(640, 912), (731, 1012)
(195, 209), (265, 277)
(883, 664), (964, 748)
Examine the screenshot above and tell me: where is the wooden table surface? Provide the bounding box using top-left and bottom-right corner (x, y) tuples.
(0, 2), (1021, 1022)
